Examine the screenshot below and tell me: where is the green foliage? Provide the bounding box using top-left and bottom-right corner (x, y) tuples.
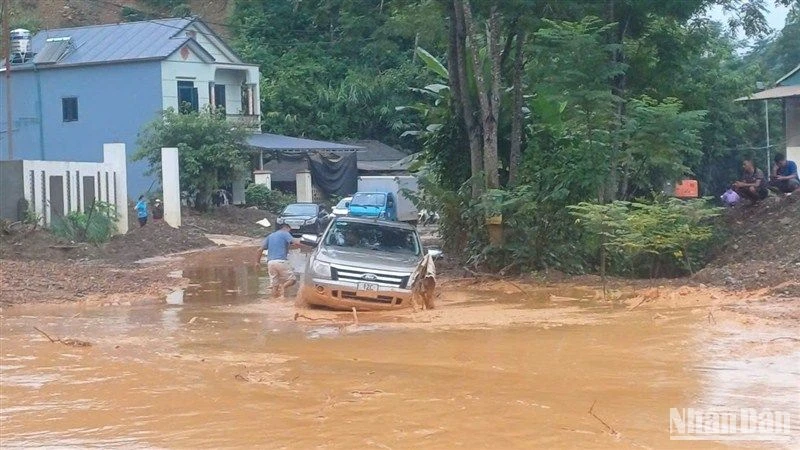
(226, 0), (792, 278)
(121, 6), (154, 22)
(244, 184), (294, 214)
(134, 107), (250, 211)
(568, 198), (723, 277)
(51, 202), (118, 244)
(229, 0), (445, 148)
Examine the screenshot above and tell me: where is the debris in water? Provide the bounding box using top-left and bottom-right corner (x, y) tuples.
(588, 400), (621, 439)
(33, 327), (91, 347)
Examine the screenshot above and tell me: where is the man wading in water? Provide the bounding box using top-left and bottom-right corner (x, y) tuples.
(257, 223), (308, 299)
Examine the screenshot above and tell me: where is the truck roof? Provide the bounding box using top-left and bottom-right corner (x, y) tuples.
(332, 216), (416, 231)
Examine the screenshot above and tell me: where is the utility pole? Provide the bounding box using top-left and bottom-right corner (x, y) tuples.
(2, 0), (13, 159)
(765, 99), (770, 175)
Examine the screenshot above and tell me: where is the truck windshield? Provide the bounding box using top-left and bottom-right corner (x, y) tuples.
(324, 220), (420, 256)
(351, 193), (386, 207)
(282, 204), (317, 216)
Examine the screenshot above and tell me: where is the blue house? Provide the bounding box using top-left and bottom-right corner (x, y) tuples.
(0, 18), (261, 197)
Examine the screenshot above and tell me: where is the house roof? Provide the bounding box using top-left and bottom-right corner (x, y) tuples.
(343, 140), (410, 162)
(247, 133), (361, 151)
(776, 63), (800, 86)
(8, 18), (192, 69)
(2, 17), (254, 71)
(735, 85), (800, 101)
(341, 140), (413, 172)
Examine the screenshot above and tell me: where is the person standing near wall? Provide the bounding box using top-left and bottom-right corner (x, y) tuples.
(135, 195), (148, 227)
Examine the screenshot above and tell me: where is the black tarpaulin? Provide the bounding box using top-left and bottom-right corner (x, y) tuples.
(308, 152), (358, 196)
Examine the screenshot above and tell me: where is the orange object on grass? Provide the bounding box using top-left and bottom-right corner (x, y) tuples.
(674, 179), (699, 198)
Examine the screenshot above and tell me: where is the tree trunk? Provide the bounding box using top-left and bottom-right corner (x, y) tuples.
(508, 30), (526, 186)
(606, 0), (630, 202)
(462, 2), (501, 191)
(486, 8), (502, 190)
(451, 0), (483, 198)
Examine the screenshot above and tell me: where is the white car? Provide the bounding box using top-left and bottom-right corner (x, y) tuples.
(331, 197), (352, 217)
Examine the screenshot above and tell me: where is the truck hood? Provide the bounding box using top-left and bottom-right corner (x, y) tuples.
(317, 246), (421, 272)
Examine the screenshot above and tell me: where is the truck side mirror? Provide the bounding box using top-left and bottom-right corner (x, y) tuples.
(301, 234), (319, 246)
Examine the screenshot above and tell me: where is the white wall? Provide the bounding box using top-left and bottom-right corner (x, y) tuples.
(160, 54), (260, 115)
(161, 52), (215, 111)
(20, 143), (128, 234)
(214, 69), (244, 114)
(184, 22), (237, 64)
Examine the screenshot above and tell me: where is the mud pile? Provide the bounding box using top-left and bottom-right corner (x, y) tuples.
(0, 228), (93, 262)
(182, 206), (275, 238)
(695, 197), (799, 290)
(0, 259), (176, 306)
(102, 220), (215, 264)
(0, 206), (276, 265)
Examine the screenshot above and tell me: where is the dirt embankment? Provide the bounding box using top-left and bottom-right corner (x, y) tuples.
(0, 206), (273, 306)
(21, 0), (234, 35)
(694, 196), (799, 291)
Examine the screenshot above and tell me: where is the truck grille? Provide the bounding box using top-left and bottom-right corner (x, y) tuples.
(330, 265), (410, 289)
(332, 290), (405, 306)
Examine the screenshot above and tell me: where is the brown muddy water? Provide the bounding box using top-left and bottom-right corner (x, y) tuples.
(1, 250), (798, 449)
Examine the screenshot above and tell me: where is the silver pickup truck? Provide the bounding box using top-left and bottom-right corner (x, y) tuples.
(297, 216), (437, 311)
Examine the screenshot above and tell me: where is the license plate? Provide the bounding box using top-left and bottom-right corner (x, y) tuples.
(358, 282), (379, 293)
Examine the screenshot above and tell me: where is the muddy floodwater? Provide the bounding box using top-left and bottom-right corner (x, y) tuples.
(1, 249), (798, 448)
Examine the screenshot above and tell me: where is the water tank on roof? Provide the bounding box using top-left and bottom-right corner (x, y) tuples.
(10, 29), (31, 60)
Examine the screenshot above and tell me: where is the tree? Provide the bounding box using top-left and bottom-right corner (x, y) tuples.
(228, 0), (443, 148)
(134, 107), (250, 211)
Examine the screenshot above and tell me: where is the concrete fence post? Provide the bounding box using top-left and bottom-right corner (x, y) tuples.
(253, 170), (272, 189)
(103, 143), (129, 234)
(161, 147), (181, 228)
(296, 170), (312, 203)
(232, 171), (246, 205)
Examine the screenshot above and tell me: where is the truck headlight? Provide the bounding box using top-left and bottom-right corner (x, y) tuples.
(311, 260), (331, 278)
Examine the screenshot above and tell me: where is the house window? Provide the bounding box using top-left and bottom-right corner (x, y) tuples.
(214, 84), (226, 113)
(177, 80), (198, 113)
(62, 97), (78, 122)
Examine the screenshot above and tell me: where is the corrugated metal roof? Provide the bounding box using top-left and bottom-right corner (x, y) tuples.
(736, 85), (800, 101)
(342, 139), (410, 162)
(776, 63), (800, 86)
(247, 133), (362, 151)
(23, 18), (194, 68)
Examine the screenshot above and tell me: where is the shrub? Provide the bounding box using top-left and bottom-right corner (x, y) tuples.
(51, 202), (118, 244)
(245, 184), (294, 213)
(568, 198), (723, 277)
